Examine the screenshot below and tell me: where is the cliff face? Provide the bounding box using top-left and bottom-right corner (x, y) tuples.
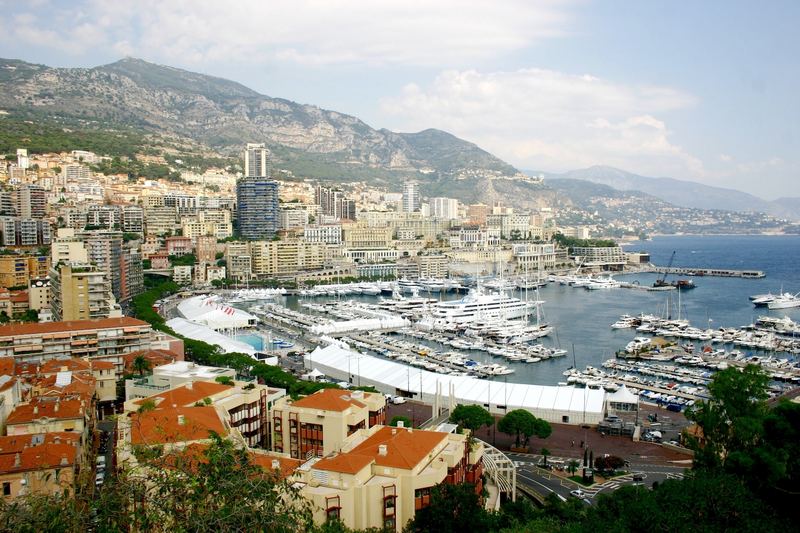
(0, 57), (521, 192)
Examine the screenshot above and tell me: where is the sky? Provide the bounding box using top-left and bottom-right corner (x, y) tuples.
(0, 0), (798, 199)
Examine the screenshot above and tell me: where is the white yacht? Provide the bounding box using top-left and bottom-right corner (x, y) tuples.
(768, 293), (800, 310)
(422, 286), (539, 326)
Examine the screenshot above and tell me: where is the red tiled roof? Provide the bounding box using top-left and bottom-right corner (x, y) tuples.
(0, 432), (80, 455)
(291, 388), (368, 412)
(0, 317), (149, 337)
(165, 443), (301, 479)
(0, 443), (77, 473)
(39, 358), (91, 375)
(314, 426), (447, 474)
(122, 349), (178, 373)
(0, 357), (15, 376)
(129, 406), (227, 445)
(6, 399), (85, 425)
(134, 381), (231, 409)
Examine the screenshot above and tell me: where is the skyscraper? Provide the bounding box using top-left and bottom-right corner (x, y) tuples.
(237, 144), (279, 240)
(402, 182), (420, 213)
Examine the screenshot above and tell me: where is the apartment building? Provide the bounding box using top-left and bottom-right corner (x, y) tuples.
(512, 243), (558, 272)
(0, 438), (79, 499)
(0, 317), (154, 368)
(304, 224), (343, 245)
(0, 217), (51, 247)
(49, 263), (120, 321)
(165, 236), (193, 257)
(271, 388), (386, 460)
(195, 235), (218, 264)
(297, 425), (483, 531)
(0, 255), (49, 289)
(249, 239), (325, 278)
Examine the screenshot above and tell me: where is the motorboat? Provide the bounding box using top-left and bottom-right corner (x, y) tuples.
(768, 293), (800, 310)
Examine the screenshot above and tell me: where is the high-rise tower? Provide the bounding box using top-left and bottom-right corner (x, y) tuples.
(237, 144), (279, 240)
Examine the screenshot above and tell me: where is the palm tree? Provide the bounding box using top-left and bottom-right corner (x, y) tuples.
(133, 355), (150, 376)
(540, 447), (551, 467)
(568, 459), (580, 475)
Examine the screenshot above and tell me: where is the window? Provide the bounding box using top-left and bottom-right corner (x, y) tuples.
(562, 415), (570, 423)
(2, 482), (10, 496)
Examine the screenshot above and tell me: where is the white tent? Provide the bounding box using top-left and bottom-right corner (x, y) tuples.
(167, 317), (258, 356)
(606, 384), (639, 412)
(304, 344), (606, 425)
(302, 368), (325, 381)
(177, 295), (258, 331)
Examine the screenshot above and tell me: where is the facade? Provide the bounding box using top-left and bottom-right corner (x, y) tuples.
(571, 246), (627, 270)
(401, 182), (420, 213)
(49, 263), (120, 321)
(195, 235), (218, 264)
(14, 185), (46, 219)
(244, 143), (270, 178)
(512, 243), (558, 272)
(304, 225), (343, 245)
(81, 232), (123, 300)
(0, 440), (78, 499)
(236, 178), (279, 240)
(0, 255), (49, 289)
(0, 317), (153, 368)
(0, 217), (51, 247)
(249, 239), (325, 278)
(296, 425), (483, 531)
(120, 249), (144, 302)
(165, 236), (193, 257)
(271, 388), (386, 459)
(430, 197), (459, 220)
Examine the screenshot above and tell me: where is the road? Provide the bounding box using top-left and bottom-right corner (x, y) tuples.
(507, 451), (688, 505)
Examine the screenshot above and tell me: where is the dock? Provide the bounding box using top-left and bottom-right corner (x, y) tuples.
(650, 266), (765, 278)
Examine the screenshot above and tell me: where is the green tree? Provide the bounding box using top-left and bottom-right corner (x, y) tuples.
(498, 409), (552, 448)
(568, 459), (580, 475)
(390, 415), (412, 428)
(132, 354), (150, 376)
(540, 447), (551, 467)
(449, 404), (494, 434)
(405, 482), (491, 533)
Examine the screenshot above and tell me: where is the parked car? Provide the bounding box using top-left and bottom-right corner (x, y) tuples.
(95, 472), (105, 487)
(570, 489), (587, 499)
(632, 473), (644, 482)
(390, 396), (407, 405)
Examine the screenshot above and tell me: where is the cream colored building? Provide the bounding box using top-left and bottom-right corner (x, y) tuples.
(296, 425), (484, 531)
(49, 263), (121, 321)
(249, 239), (325, 278)
(271, 388), (386, 460)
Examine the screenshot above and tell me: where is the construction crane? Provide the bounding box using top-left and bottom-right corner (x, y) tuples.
(653, 251), (676, 288)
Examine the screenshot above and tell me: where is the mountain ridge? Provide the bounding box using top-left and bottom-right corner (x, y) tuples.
(535, 165), (800, 221)
(0, 56), (520, 191)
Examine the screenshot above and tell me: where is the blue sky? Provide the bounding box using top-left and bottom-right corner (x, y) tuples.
(0, 0), (797, 199)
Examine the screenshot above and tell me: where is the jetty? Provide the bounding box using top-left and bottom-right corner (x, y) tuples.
(650, 266), (765, 278)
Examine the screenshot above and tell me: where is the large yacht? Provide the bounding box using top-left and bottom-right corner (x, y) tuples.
(421, 286), (540, 327)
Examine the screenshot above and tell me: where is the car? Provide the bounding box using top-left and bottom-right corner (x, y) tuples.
(632, 473), (644, 482)
(570, 489), (587, 499)
(95, 472), (104, 486)
(390, 396), (407, 405)
(96, 455), (106, 466)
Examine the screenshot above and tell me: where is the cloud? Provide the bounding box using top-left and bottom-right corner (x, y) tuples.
(380, 68), (704, 178)
(2, 0), (577, 67)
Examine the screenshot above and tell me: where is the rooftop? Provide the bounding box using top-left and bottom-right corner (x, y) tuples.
(129, 406), (227, 445)
(6, 399), (85, 425)
(134, 381), (232, 409)
(0, 443), (77, 473)
(290, 388), (370, 412)
(0, 432), (81, 455)
(0, 317), (149, 337)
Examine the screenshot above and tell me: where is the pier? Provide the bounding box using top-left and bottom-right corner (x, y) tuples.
(651, 266), (765, 278)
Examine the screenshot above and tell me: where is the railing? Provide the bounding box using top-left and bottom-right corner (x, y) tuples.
(478, 439), (517, 502)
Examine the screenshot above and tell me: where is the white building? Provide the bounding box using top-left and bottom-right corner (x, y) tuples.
(430, 197), (459, 220)
(401, 182), (420, 213)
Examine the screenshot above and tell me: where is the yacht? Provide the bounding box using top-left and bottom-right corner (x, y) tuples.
(585, 277), (621, 290)
(768, 293), (800, 310)
(422, 286), (539, 327)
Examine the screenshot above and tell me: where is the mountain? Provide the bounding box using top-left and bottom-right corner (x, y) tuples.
(0, 57), (520, 191)
(537, 165), (800, 221)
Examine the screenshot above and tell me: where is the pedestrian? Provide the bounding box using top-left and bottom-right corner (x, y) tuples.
(571, 440), (575, 447)
(580, 440), (584, 448)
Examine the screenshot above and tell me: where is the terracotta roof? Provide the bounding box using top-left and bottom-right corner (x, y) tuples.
(6, 399), (85, 425)
(10, 291), (28, 303)
(122, 349), (178, 373)
(129, 406), (227, 445)
(90, 360), (116, 371)
(313, 452), (374, 475)
(249, 451), (303, 479)
(313, 426), (448, 474)
(14, 362), (39, 377)
(291, 388), (369, 412)
(0, 376), (15, 393)
(0, 432), (80, 455)
(0, 443), (77, 473)
(0, 357), (15, 376)
(164, 444), (301, 479)
(39, 358), (91, 375)
(134, 381), (231, 409)
(0, 317), (149, 337)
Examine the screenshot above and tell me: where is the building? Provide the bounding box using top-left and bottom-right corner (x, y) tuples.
(512, 243), (558, 272)
(249, 239), (325, 278)
(49, 263), (121, 321)
(119, 249), (144, 302)
(237, 178), (279, 240)
(81, 232), (123, 300)
(296, 424), (483, 531)
(271, 388), (386, 459)
(14, 185), (45, 219)
(195, 235), (218, 264)
(50, 228), (88, 263)
(0, 317), (154, 369)
(0, 255), (49, 289)
(5, 398), (90, 437)
(144, 205), (179, 236)
(303, 224), (342, 245)
(244, 143), (270, 178)
(0, 440), (79, 499)
(570, 246), (627, 270)
(120, 205), (144, 234)
(0, 217), (51, 247)
(27, 278), (50, 312)
(430, 197), (459, 220)
(279, 208), (309, 230)
(401, 182), (420, 213)
(165, 236), (193, 257)
(173, 265), (193, 285)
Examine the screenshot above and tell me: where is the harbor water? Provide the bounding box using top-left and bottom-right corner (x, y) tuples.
(256, 235), (800, 386)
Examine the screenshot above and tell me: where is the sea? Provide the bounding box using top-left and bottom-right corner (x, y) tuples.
(250, 235), (800, 387)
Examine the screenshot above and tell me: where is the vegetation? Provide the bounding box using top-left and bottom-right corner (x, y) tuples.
(132, 354), (150, 376)
(448, 404), (494, 434)
(552, 233), (617, 249)
(389, 416), (412, 428)
(497, 409), (552, 449)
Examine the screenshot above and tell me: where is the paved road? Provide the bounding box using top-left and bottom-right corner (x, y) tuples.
(507, 451), (688, 505)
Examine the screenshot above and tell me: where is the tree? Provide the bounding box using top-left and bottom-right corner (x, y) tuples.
(449, 404), (493, 434)
(405, 482), (492, 533)
(540, 448), (551, 467)
(132, 354), (150, 376)
(390, 415), (412, 428)
(498, 409), (552, 448)
(215, 376), (234, 386)
(685, 365), (770, 471)
(568, 459), (580, 475)
(594, 455), (625, 473)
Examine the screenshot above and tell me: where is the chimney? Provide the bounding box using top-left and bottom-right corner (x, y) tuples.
(14, 453), (20, 468)
(397, 420), (404, 428)
(378, 444), (388, 456)
(391, 428), (396, 435)
(271, 459), (281, 470)
(54, 401), (60, 413)
(185, 381), (193, 390)
(33, 406), (38, 415)
(54, 436), (61, 445)
(60, 455), (68, 466)
(178, 415), (186, 425)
